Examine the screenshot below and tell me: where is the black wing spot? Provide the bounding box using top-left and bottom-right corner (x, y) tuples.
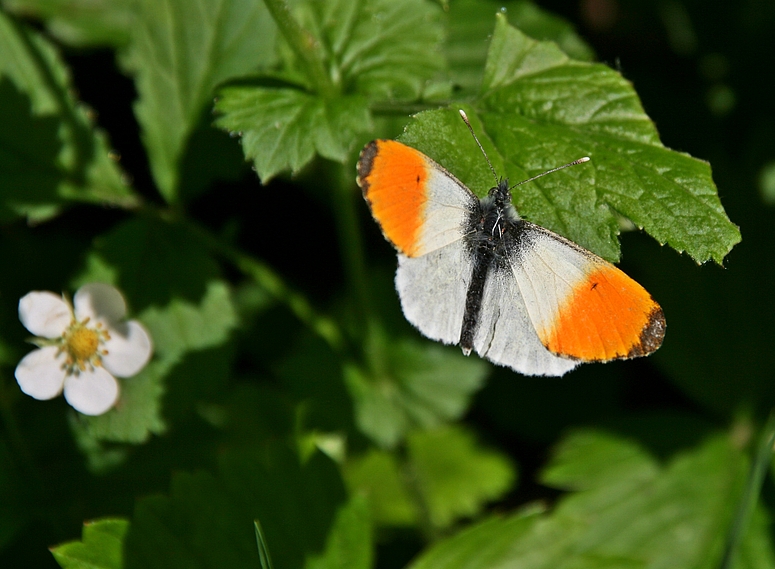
(590, 282), (599, 290)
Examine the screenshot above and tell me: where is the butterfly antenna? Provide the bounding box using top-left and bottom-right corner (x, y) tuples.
(459, 109), (499, 185)
(511, 156), (590, 189)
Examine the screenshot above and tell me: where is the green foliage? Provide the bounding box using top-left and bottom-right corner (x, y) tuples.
(410, 431), (775, 569)
(50, 518), (128, 569)
(0, 0), (769, 568)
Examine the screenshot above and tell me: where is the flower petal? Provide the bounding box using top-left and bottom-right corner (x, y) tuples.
(74, 283), (127, 323)
(19, 292), (71, 338)
(102, 320), (153, 377)
(63, 367), (119, 416)
(15, 346), (66, 400)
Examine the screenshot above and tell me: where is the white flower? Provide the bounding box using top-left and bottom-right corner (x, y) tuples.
(14, 283), (153, 416)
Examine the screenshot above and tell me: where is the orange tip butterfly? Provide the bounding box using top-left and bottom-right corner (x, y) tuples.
(357, 110), (665, 376)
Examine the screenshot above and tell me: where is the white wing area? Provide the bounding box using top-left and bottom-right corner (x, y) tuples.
(414, 161), (479, 256)
(396, 241), (472, 345)
(472, 268), (579, 377)
(510, 224), (599, 336)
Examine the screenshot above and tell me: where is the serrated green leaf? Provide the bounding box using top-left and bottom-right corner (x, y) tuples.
(482, 15), (739, 262)
(215, 0), (444, 181)
(124, 446), (347, 569)
(0, 12), (137, 221)
(125, 0), (276, 201)
(403, 17), (739, 263)
(410, 432), (774, 569)
(344, 337), (489, 448)
(408, 425), (517, 529)
(446, 0), (594, 93)
(304, 495), (372, 569)
(51, 518), (129, 569)
(71, 356), (174, 448)
(2, 0), (134, 47)
(298, 0), (445, 100)
(214, 87), (371, 182)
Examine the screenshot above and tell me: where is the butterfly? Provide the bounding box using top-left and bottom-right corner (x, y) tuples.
(357, 111), (665, 376)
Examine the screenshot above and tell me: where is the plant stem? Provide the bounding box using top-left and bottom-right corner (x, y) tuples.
(182, 217), (346, 355)
(720, 412), (775, 569)
(261, 0), (337, 98)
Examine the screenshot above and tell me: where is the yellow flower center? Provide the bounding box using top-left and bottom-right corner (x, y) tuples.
(67, 327), (100, 360)
(60, 318), (110, 374)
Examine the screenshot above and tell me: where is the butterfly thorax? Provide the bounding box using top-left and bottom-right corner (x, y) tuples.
(465, 180), (524, 266)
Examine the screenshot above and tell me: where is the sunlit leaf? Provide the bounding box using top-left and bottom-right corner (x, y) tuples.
(401, 17), (740, 263)
(51, 518), (128, 569)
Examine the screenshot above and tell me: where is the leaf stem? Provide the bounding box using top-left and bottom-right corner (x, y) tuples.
(181, 216), (346, 355)
(261, 0), (337, 98)
(720, 412), (775, 569)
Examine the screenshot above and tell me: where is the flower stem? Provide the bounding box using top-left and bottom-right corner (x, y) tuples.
(720, 412), (775, 569)
(261, 0), (337, 98)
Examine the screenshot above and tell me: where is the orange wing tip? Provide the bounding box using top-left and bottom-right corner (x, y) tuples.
(541, 265), (666, 362)
(357, 140), (429, 257)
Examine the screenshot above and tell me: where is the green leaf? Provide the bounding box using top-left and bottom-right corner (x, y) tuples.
(344, 449), (416, 527)
(344, 337), (489, 448)
(124, 0), (276, 201)
(346, 425), (516, 530)
(0, 12), (137, 222)
(410, 431), (774, 569)
(124, 446), (347, 569)
(304, 495), (372, 569)
(71, 356), (174, 448)
(214, 88), (371, 182)
(215, 0), (445, 181)
(74, 217), (237, 358)
(70, 218), (237, 445)
(298, 0), (445, 100)
(403, 17), (740, 263)
(407, 425), (517, 529)
(446, 0), (594, 93)
(51, 518), (129, 569)
(3, 0), (134, 47)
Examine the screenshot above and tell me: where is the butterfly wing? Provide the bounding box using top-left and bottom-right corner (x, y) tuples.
(358, 139), (479, 346)
(358, 140), (479, 258)
(509, 222), (665, 362)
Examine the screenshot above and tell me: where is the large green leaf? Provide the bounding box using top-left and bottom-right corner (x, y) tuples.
(124, 0), (276, 201)
(409, 431), (775, 569)
(51, 518), (128, 569)
(0, 11), (136, 221)
(215, 0), (445, 182)
(401, 16), (739, 263)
